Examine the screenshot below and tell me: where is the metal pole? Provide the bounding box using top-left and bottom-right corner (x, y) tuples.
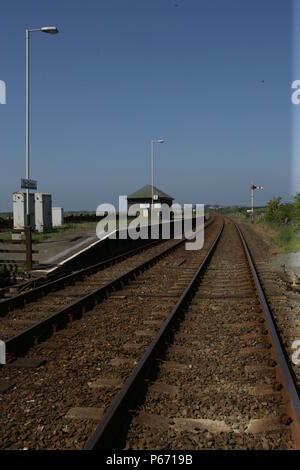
(25, 226), (32, 270)
(26, 29), (30, 228)
(251, 183), (254, 224)
(151, 140), (154, 214)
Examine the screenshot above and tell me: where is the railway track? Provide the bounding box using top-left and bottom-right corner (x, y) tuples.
(236, 223), (300, 397)
(0, 218), (214, 358)
(0, 218), (221, 449)
(84, 218), (300, 450)
(0, 238), (172, 312)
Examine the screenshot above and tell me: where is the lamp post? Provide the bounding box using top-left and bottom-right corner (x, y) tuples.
(151, 139), (165, 212)
(25, 26), (59, 228)
(250, 182), (263, 224)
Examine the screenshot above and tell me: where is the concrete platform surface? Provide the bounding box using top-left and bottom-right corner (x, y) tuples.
(34, 230), (98, 274)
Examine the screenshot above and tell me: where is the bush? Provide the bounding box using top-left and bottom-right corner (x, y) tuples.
(264, 197), (281, 222)
(293, 193), (300, 221)
(275, 203), (293, 223)
(265, 197), (294, 224)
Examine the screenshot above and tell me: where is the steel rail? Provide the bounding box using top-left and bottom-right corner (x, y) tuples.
(84, 220), (224, 449)
(0, 239), (165, 316)
(235, 223), (300, 448)
(85, 220), (300, 450)
(1, 217), (215, 316)
(4, 218), (215, 357)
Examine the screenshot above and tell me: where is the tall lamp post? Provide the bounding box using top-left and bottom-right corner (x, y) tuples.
(151, 139), (165, 212)
(250, 182), (263, 224)
(25, 26), (59, 228)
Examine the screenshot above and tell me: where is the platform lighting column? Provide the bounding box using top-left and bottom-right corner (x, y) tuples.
(25, 26), (59, 227)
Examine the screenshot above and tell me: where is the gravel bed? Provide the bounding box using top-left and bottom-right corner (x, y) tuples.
(0, 239), (182, 341)
(0, 220), (222, 449)
(124, 219), (295, 450)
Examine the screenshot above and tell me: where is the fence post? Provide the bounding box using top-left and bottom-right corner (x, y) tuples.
(25, 226), (32, 271)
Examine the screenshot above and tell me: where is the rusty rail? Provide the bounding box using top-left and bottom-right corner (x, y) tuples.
(235, 223), (300, 448)
(84, 220), (224, 449)
(4, 218), (215, 357)
(84, 219), (300, 450)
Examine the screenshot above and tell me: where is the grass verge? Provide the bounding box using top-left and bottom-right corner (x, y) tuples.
(216, 209), (300, 254)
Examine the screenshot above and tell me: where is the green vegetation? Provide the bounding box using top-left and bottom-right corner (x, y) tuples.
(0, 221), (98, 244)
(31, 221), (98, 243)
(0, 216), (156, 244)
(0, 232), (12, 242)
(261, 193), (300, 252)
(214, 193), (300, 253)
(0, 264), (28, 285)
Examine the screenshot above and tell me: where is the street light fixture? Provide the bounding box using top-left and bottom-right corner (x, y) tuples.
(41, 26), (59, 34)
(151, 139), (165, 212)
(25, 25), (59, 228)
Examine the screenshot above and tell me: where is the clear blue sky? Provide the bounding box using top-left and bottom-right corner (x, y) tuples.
(0, 0), (293, 211)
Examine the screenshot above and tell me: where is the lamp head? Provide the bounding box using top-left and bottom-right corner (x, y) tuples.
(41, 26), (59, 34)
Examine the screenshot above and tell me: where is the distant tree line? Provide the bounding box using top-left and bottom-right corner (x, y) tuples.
(64, 213), (98, 224)
(0, 212), (101, 230)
